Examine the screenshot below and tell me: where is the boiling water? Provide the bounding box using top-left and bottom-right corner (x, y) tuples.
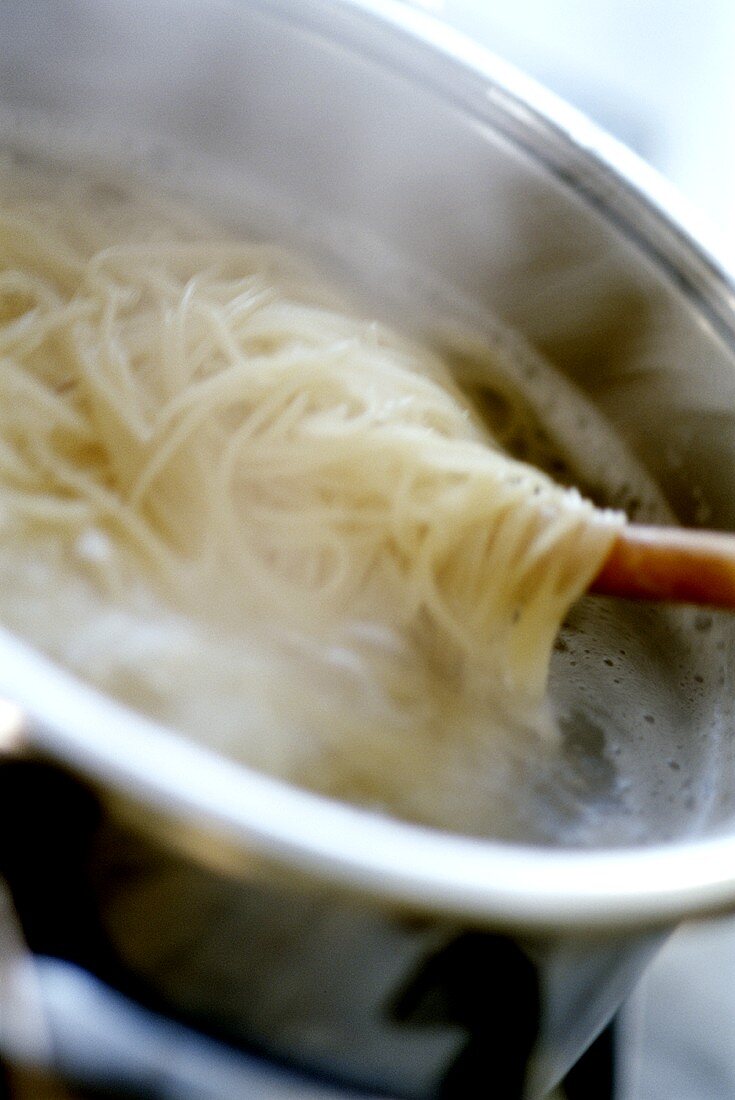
(0, 109), (732, 849)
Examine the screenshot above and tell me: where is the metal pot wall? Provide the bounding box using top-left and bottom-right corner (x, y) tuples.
(2, 1), (735, 1095)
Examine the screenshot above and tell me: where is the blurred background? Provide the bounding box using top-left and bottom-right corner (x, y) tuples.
(402, 2), (735, 1098)
(406, 0), (735, 259)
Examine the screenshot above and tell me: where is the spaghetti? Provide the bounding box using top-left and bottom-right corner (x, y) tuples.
(0, 157), (625, 832)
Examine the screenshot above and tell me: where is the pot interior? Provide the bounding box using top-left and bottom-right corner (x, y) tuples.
(1, 0), (735, 870)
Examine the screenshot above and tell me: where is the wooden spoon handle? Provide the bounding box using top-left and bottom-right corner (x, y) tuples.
(591, 524), (735, 607)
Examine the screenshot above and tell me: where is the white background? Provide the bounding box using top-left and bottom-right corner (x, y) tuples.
(405, 0), (735, 261)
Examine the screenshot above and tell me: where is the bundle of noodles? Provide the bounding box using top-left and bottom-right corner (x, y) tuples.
(0, 159), (624, 833)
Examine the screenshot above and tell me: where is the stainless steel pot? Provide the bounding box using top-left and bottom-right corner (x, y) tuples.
(2, 1), (735, 1095)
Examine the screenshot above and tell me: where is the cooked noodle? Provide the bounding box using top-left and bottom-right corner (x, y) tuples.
(0, 158), (625, 833)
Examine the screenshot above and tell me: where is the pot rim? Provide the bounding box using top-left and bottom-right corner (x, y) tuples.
(5, 622), (735, 934)
(5, 0), (735, 933)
